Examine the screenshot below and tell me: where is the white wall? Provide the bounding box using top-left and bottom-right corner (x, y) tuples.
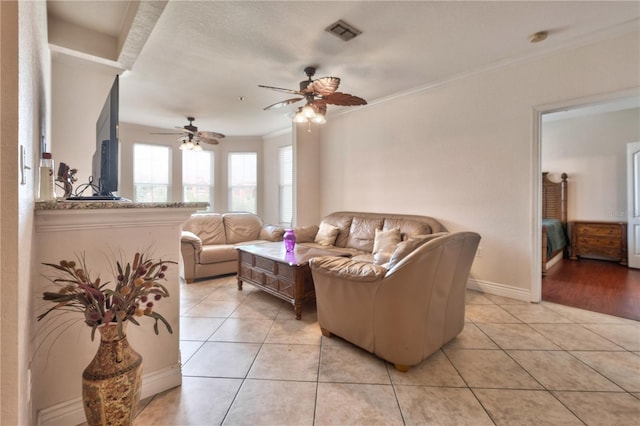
(50, 53), (122, 195)
(319, 31), (640, 299)
(542, 107), (640, 221)
(0, 1), (49, 424)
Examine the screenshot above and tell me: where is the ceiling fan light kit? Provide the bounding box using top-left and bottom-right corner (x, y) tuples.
(154, 117), (225, 151)
(259, 66), (366, 128)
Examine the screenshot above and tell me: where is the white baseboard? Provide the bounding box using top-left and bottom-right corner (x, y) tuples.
(467, 278), (532, 302)
(36, 364), (182, 426)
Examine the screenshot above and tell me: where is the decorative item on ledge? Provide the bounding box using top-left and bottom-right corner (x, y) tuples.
(283, 229), (296, 252)
(37, 251), (176, 426)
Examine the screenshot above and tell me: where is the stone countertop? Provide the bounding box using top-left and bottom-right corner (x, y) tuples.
(35, 200), (210, 211)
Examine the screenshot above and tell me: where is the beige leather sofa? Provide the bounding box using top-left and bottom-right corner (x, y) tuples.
(309, 216), (480, 372)
(181, 213), (284, 283)
(296, 211), (447, 258)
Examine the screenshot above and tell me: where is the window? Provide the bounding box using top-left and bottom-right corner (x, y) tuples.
(228, 152), (257, 213)
(279, 146), (293, 225)
(133, 144), (170, 202)
(182, 149), (214, 208)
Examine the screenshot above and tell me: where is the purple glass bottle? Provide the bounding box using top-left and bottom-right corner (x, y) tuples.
(283, 229), (296, 252)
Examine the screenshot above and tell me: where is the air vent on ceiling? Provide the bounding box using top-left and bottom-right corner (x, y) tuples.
(325, 20), (362, 41)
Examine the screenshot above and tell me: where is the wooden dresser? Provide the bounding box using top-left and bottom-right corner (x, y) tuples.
(569, 221), (627, 266)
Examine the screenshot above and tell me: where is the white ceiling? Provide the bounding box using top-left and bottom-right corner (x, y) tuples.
(47, 1), (640, 137)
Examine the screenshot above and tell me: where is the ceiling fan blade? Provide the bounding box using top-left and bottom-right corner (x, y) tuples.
(258, 84), (303, 95)
(174, 125), (195, 135)
(306, 77), (341, 96)
(263, 97), (304, 110)
(197, 137), (219, 145)
(322, 92), (367, 106)
(197, 131), (225, 139)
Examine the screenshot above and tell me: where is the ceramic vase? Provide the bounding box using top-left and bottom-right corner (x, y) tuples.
(82, 323), (142, 426)
(283, 229), (296, 252)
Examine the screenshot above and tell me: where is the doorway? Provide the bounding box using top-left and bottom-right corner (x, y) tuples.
(536, 92), (640, 320)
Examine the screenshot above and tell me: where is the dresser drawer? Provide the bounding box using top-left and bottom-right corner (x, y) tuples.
(574, 224), (621, 237)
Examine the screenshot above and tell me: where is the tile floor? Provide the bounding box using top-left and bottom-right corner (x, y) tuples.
(132, 274), (640, 425)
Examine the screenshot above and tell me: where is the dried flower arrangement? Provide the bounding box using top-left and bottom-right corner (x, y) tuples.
(38, 251), (175, 340)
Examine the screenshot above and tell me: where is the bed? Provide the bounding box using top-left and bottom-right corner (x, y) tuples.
(542, 172), (569, 275)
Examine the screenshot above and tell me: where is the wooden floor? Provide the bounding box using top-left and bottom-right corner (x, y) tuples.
(542, 258), (640, 321)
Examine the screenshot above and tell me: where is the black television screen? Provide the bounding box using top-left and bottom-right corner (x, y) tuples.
(93, 75), (119, 198)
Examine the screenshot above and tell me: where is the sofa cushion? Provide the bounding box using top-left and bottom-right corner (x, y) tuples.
(346, 217), (384, 252)
(387, 232), (449, 269)
(199, 244), (238, 264)
(314, 222), (340, 246)
(309, 256), (387, 282)
(184, 214), (226, 245)
(223, 213), (262, 244)
(259, 225), (285, 241)
(294, 225), (319, 243)
(383, 218), (432, 241)
(318, 215), (354, 248)
(372, 228), (401, 265)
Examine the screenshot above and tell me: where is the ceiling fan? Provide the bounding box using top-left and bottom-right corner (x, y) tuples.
(259, 66), (367, 124)
(151, 117), (225, 150)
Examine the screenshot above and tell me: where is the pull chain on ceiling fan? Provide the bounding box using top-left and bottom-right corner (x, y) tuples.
(259, 66), (367, 130)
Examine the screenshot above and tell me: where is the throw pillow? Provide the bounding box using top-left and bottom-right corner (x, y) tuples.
(372, 227), (401, 265)
(314, 222), (340, 246)
(386, 232), (449, 270)
(294, 225), (320, 243)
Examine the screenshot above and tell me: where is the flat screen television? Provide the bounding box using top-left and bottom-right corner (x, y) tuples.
(92, 75), (120, 199)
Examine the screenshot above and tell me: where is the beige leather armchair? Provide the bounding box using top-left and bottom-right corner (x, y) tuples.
(309, 232), (480, 372)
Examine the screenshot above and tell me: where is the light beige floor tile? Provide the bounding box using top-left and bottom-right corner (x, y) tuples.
(582, 323), (640, 351)
(223, 379), (316, 426)
(465, 304), (521, 323)
(179, 340), (203, 364)
(508, 350), (623, 391)
(315, 383), (403, 426)
(553, 391), (640, 425)
(133, 377), (242, 426)
(530, 323), (625, 351)
(474, 389), (582, 425)
(209, 318), (273, 343)
(247, 343), (320, 381)
(465, 290), (495, 305)
(179, 298), (200, 314)
(570, 350), (640, 392)
(179, 316), (224, 341)
(276, 300), (318, 321)
(319, 341), (391, 384)
(499, 303), (574, 323)
(445, 349), (542, 389)
(481, 293), (529, 305)
(229, 292), (284, 319)
(476, 323), (560, 350)
(389, 350), (465, 386)
(264, 318), (322, 345)
(181, 341), (261, 378)
(443, 323), (500, 350)
(182, 298), (241, 317)
(203, 285), (250, 302)
(395, 386), (493, 425)
(542, 302), (635, 324)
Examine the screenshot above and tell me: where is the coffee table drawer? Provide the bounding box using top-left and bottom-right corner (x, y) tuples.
(278, 279), (294, 297)
(278, 264), (295, 280)
(251, 269), (265, 285)
(255, 256), (276, 274)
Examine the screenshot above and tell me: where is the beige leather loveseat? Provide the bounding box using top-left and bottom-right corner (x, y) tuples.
(306, 211), (480, 372)
(181, 213), (285, 283)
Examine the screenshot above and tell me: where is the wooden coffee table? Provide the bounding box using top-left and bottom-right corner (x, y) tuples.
(236, 242), (348, 319)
